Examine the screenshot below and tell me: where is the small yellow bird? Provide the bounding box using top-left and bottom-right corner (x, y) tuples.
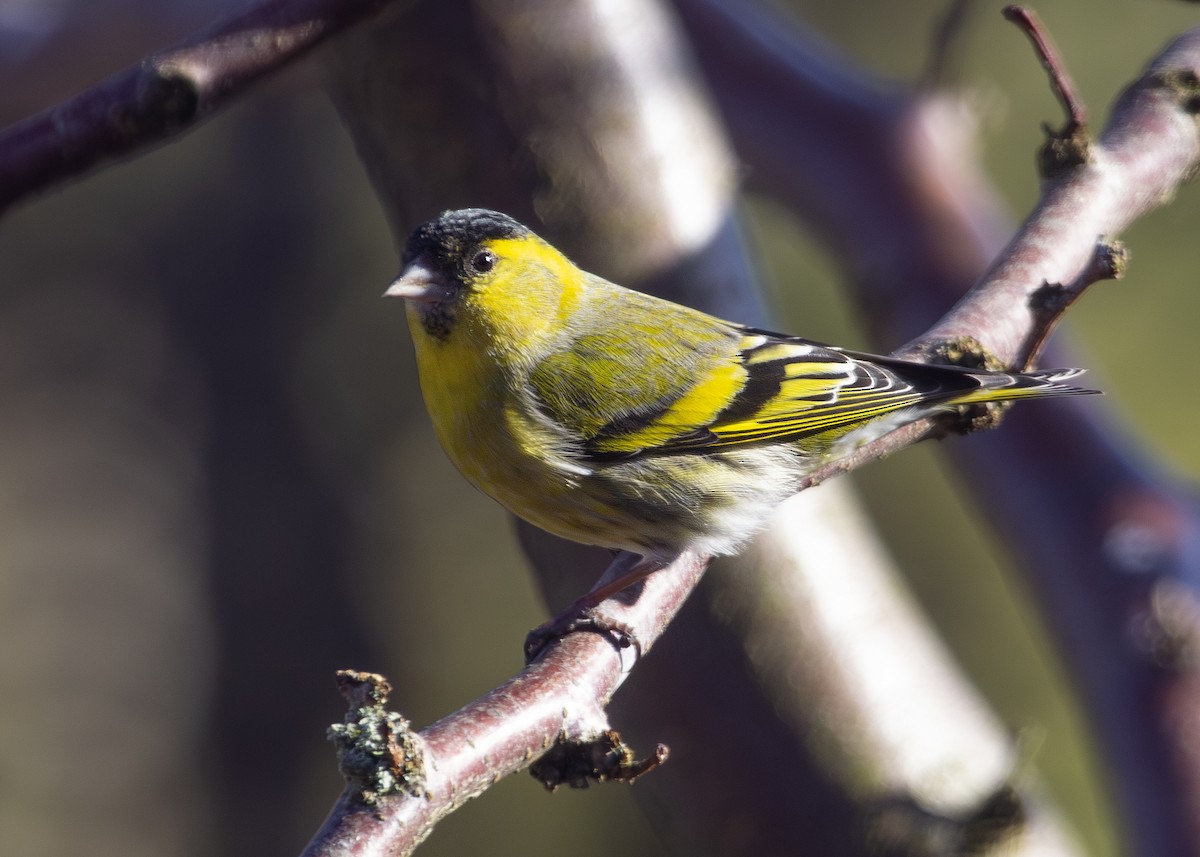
(387, 208), (1093, 607)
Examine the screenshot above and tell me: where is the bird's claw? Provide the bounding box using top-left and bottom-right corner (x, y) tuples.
(524, 610), (640, 663)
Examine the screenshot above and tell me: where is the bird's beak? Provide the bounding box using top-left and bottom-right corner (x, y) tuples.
(385, 260), (452, 304)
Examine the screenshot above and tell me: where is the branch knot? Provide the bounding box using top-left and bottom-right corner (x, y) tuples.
(530, 729), (668, 791)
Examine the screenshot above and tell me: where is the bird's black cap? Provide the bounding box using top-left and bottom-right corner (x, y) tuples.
(403, 208), (530, 272)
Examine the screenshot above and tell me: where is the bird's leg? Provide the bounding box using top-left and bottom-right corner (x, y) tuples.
(583, 551), (663, 603)
(524, 552), (664, 663)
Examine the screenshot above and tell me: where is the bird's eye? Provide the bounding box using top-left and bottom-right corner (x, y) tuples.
(470, 249), (497, 274)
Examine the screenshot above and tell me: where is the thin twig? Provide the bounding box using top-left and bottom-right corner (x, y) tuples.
(1013, 237), (1128, 370)
(1003, 5), (1088, 130)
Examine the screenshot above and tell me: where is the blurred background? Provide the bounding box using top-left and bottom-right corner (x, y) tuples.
(0, 1), (1198, 855)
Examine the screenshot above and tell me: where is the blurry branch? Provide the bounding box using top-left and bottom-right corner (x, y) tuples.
(921, 0), (978, 89)
(678, 1), (1200, 853)
(671, 0), (1008, 338)
(0, 0), (397, 215)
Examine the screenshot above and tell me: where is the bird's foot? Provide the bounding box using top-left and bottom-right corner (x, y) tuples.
(524, 604), (638, 663)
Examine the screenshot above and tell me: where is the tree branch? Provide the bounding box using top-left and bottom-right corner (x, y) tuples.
(1002, 5), (1089, 133)
(0, 0), (396, 214)
(302, 552), (706, 857)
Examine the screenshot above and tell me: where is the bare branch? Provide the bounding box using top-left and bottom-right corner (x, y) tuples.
(1003, 5), (1089, 132)
(0, 0), (397, 214)
(301, 552), (707, 857)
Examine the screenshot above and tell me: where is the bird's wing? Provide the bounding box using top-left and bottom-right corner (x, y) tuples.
(529, 304), (987, 460)
(643, 332), (952, 455)
(527, 298), (750, 456)
(646, 331), (1094, 456)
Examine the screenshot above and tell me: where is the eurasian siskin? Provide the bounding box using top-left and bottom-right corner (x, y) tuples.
(387, 208), (1093, 593)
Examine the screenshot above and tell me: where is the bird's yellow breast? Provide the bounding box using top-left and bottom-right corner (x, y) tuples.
(405, 300), (595, 539)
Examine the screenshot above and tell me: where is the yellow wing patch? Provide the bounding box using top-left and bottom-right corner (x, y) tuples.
(651, 339), (930, 453)
(567, 327), (1006, 461)
(589, 360), (747, 454)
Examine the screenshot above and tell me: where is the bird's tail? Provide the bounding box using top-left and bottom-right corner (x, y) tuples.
(960, 367), (1099, 404)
